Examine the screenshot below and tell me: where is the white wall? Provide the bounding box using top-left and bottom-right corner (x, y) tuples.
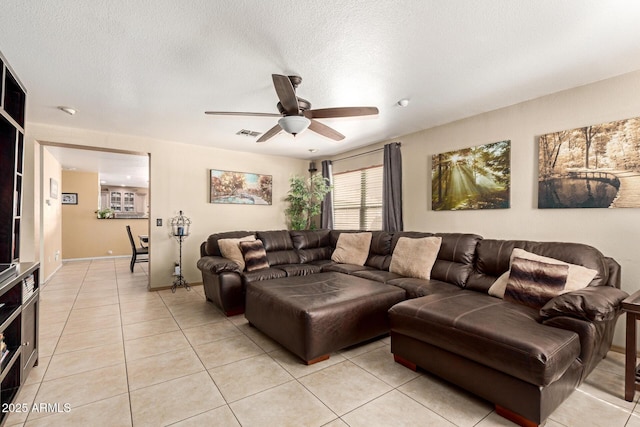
(333, 69), (640, 348)
(23, 125), (308, 288)
(40, 147), (62, 281)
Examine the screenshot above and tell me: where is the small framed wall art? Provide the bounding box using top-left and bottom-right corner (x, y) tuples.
(61, 193), (78, 205)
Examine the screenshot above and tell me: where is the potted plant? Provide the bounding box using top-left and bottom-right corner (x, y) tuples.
(95, 208), (114, 219)
(285, 174), (332, 230)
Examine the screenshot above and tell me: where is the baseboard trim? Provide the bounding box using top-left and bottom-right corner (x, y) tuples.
(63, 255), (129, 262)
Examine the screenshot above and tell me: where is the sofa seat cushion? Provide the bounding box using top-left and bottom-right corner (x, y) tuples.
(323, 263), (375, 275)
(278, 264), (323, 277)
(242, 267), (287, 283)
(353, 270), (403, 283)
(389, 291), (581, 386)
(387, 277), (460, 298)
(309, 259), (335, 269)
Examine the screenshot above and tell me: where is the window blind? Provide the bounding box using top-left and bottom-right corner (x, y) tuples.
(333, 165), (383, 230)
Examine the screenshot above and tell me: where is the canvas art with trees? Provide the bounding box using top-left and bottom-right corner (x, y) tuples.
(538, 116), (640, 208)
(432, 140), (511, 211)
(210, 170), (272, 205)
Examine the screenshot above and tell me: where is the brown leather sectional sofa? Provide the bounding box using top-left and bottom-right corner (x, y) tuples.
(197, 229), (627, 426)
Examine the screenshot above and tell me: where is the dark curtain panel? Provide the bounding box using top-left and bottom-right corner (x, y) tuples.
(382, 142), (403, 231)
(321, 160), (334, 229)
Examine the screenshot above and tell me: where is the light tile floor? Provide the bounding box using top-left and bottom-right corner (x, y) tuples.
(5, 258), (639, 426)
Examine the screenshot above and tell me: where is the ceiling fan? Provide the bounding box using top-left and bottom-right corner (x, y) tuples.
(205, 74), (379, 143)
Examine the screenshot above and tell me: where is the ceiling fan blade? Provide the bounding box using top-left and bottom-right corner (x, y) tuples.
(308, 119), (345, 141)
(304, 106), (379, 119)
(205, 111), (280, 117)
(272, 74), (299, 115)
(256, 124), (282, 143)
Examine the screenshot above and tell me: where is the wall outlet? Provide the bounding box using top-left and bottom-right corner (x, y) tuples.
(156, 218), (162, 226)
(107, 250), (113, 255)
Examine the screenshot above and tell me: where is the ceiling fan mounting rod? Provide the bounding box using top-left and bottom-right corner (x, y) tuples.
(277, 98), (311, 116)
(288, 75), (302, 89)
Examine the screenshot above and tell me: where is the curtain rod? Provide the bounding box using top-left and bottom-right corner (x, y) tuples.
(331, 142), (400, 163)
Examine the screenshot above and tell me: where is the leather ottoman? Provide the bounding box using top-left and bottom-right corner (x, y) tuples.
(245, 272), (406, 364)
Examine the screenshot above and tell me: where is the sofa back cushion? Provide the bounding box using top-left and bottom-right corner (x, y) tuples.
(204, 231), (255, 257)
(391, 232), (481, 288)
(330, 230), (394, 269)
(467, 239), (609, 293)
(367, 231), (394, 269)
(257, 230), (299, 266)
(257, 230), (294, 251)
(290, 230), (333, 263)
(291, 230), (331, 249)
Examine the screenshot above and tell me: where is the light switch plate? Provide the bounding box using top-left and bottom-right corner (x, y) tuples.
(156, 218), (162, 226)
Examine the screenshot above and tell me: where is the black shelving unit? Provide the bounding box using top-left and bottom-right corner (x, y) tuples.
(0, 50), (26, 265)
(0, 50), (39, 427)
(0, 263), (39, 426)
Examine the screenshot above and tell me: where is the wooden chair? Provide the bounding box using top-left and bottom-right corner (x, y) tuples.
(126, 225), (148, 272)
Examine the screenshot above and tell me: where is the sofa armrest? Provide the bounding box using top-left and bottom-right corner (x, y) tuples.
(197, 256), (241, 274)
(540, 286), (629, 322)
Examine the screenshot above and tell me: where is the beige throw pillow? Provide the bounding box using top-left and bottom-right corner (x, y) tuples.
(331, 232), (372, 266)
(488, 248), (597, 298)
(218, 235), (256, 271)
(389, 236), (442, 280)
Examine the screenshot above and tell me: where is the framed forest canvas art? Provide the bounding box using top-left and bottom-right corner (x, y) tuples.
(432, 140), (511, 211)
(538, 116), (640, 208)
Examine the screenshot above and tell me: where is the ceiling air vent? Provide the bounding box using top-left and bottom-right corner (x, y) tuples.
(236, 129), (262, 137)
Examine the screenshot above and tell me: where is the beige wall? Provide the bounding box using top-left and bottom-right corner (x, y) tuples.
(41, 147), (62, 282)
(23, 128), (308, 288)
(23, 68), (640, 344)
(61, 170), (149, 259)
(331, 69), (640, 348)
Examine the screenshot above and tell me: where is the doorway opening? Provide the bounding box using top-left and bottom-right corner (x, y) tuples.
(38, 142), (150, 286)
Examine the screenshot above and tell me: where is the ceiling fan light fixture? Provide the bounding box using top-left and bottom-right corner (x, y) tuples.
(278, 116), (310, 136)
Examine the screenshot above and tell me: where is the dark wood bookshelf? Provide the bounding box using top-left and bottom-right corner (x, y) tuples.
(0, 50), (39, 427)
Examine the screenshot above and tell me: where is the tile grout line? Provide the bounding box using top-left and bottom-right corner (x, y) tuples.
(22, 260), (90, 425)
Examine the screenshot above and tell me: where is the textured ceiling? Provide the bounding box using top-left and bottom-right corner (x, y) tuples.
(2, 1), (640, 159)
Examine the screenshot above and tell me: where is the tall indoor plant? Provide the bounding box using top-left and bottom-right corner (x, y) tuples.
(285, 174), (332, 230)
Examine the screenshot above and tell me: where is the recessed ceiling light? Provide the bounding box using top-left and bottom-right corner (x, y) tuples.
(57, 106), (77, 115)
(397, 98), (410, 107)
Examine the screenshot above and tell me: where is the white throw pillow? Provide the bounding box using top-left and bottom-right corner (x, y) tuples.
(488, 248), (597, 298)
(331, 232), (372, 266)
(389, 236), (442, 280)
(218, 235), (256, 271)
